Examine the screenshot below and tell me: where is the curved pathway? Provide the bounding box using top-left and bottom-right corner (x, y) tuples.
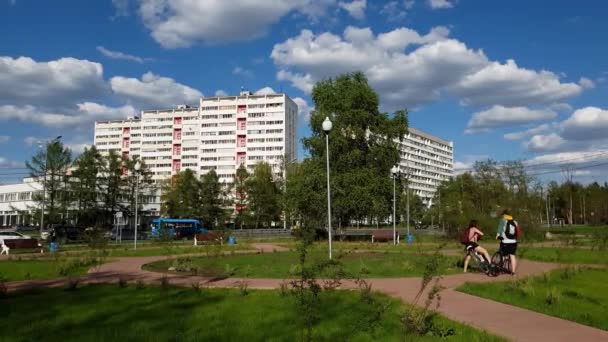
(4, 243), (608, 342)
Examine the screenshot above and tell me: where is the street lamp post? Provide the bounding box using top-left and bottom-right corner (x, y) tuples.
(405, 161), (410, 237)
(38, 136), (62, 234)
(322, 116), (333, 260)
(391, 165), (399, 245)
(134, 161), (141, 251)
(64, 169), (72, 223)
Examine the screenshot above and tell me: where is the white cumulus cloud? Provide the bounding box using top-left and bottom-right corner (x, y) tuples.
(137, 0), (339, 48)
(232, 67), (254, 78)
(271, 26), (583, 111)
(0, 136), (9, 144)
(428, 0), (454, 9)
(561, 107), (608, 141)
(579, 77), (595, 89)
(292, 97), (313, 121)
(524, 133), (567, 152)
(466, 106), (556, 133)
(215, 90), (228, 97)
(339, 0), (366, 19)
(110, 72), (202, 108)
(0, 56), (106, 107)
(254, 87), (276, 95)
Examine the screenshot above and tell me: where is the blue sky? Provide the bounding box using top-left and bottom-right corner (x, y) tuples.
(1, 0), (607, 184)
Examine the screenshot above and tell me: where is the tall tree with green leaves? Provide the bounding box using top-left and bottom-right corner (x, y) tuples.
(199, 169), (226, 229)
(160, 169), (200, 219)
(300, 72), (408, 227)
(26, 139), (72, 227)
(246, 162), (281, 228)
(122, 156), (155, 225)
(234, 164), (249, 229)
(70, 146), (103, 226)
(98, 151), (126, 224)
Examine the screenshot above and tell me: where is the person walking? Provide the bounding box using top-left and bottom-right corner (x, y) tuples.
(0, 238), (9, 255)
(496, 209), (519, 275)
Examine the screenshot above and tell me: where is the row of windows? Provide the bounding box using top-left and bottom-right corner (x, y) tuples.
(247, 120), (284, 126)
(96, 134), (121, 139)
(0, 191), (37, 202)
(142, 140), (172, 145)
(201, 139), (236, 145)
(143, 133), (172, 137)
(143, 125), (173, 130)
(247, 129), (283, 135)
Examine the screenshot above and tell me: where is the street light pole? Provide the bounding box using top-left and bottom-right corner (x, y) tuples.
(391, 165), (399, 245)
(322, 116), (333, 260)
(134, 161), (141, 251)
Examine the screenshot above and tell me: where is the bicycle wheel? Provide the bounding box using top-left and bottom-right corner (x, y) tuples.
(491, 252), (502, 268)
(502, 255), (512, 274)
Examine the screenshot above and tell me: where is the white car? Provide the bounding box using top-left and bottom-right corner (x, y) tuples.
(0, 231), (32, 240)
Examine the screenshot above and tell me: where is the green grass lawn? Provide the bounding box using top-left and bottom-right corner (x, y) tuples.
(519, 247), (608, 264)
(0, 285), (503, 341)
(0, 258), (91, 281)
(52, 242), (254, 258)
(544, 225), (608, 236)
(143, 249), (462, 278)
(458, 268), (608, 330)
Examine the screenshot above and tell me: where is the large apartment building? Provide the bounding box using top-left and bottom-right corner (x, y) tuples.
(398, 128), (453, 206)
(94, 91), (299, 184)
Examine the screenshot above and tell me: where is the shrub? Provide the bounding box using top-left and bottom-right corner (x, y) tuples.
(135, 280), (145, 290)
(118, 275), (128, 288)
(545, 288), (561, 305)
(64, 277), (80, 291)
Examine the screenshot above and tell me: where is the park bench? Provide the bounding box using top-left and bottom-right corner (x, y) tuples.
(194, 232), (225, 245)
(371, 230), (399, 243)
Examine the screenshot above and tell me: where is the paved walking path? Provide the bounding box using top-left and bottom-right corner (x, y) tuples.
(4, 243), (608, 342)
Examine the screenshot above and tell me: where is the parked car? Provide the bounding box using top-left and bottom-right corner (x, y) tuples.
(15, 224), (37, 232)
(0, 231), (42, 250)
(41, 225), (84, 242)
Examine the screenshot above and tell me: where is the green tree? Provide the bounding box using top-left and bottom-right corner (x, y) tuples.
(160, 169), (200, 219)
(70, 146), (103, 226)
(199, 169), (225, 229)
(285, 160), (326, 230)
(299, 72), (408, 227)
(122, 156), (155, 227)
(26, 139), (72, 227)
(246, 162), (281, 228)
(234, 164), (249, 229)
(98, 151), (126, 225)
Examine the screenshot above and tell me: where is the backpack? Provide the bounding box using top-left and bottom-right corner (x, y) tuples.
(460, 228), (471, 243)
(504, 219), (520, 240)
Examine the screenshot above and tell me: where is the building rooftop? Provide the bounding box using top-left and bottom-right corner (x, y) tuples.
(407, 127), (453, 146)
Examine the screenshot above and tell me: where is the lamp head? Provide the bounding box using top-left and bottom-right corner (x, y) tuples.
(134, 161), (141, 171)
(391, 165), (399, 175)
(322, 116), (333, 133)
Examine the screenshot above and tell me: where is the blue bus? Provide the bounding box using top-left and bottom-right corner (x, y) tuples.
(150, 218), (206, 240)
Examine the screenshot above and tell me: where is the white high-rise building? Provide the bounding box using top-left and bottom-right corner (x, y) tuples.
(94, 91), (298, 185)
(398, 128), (453, 206)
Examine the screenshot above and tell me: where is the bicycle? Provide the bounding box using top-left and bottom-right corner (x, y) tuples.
(491, 249), (513, 275)
(465, 248), (498, 277)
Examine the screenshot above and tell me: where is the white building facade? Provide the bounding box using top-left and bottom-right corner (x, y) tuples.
(0, 180), (40, 227)
(398, 127), (453, 206)
(94, 91), (298, 184)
